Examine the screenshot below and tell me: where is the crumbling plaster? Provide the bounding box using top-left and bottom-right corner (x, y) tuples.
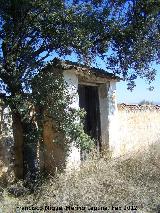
(63, 69), (118, 166)
(0, 68), (119, 180)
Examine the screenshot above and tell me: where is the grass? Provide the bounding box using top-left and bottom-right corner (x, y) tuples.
(1, 142), (160, 213)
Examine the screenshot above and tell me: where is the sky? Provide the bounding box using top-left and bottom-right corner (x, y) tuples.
(93, 57), (160, 104)
(116, 74), (160, 104)
(116, 63), (160, 104)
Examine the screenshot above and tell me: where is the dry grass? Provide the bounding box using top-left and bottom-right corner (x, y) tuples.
(1, 142), (160, 213)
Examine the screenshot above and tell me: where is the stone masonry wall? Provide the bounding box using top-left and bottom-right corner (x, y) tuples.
(117, 104), (160, 156)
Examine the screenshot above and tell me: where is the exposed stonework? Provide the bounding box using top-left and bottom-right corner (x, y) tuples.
(32, 63), (120, 172)
(0, 59), (120, 181)
(118, 103), (160, 111)
(43, 118), (66, 174)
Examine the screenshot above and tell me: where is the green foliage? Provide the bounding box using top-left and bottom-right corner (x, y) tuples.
(106, 0), (160, 89)
(32, 61), (94, 151)
(0, 0), (159, 97)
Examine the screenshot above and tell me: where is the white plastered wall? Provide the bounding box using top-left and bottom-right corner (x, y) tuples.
(63, 70), (81, 170)
(63, 71), (119, 167)
(99, 81), (119, 156)
(107, 82), (119, 156)
(98, 83), (109, 149)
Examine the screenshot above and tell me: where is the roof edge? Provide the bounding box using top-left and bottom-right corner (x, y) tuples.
(50, 58), (121, 81)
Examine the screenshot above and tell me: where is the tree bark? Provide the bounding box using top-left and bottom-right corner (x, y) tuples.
(12, 110), (40, 183)
(12, 111), (24, 180)
(12, 103), (44, 185)
(22, 120), (39, 183)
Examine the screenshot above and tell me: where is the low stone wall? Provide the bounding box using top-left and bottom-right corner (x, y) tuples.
(117, 104), (160, 156)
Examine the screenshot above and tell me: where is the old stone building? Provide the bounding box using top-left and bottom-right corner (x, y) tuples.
(0, 58), (121, 181)
(39, 59), (120, 173)
(2, 59), (160, 183)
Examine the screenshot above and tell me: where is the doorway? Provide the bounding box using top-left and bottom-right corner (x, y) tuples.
(78, 85), (101, 148)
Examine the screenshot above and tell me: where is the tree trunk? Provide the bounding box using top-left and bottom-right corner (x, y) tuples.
(22, 120), (39, 183)
(12, 111), (40, 183)
(12, 112), (24, 180)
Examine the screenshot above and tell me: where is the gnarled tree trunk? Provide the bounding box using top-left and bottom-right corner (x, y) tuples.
(12, 112), (24, 180)
(12, 110), (40, 183)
